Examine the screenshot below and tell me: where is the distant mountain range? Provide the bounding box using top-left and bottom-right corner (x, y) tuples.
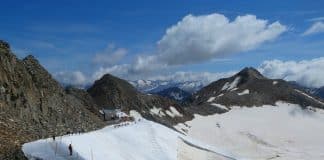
(129, 79), (204, 94)
(130, 75), (324, 102)
(154, 87), (191, 102)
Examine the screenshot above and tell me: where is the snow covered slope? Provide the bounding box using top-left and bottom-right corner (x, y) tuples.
(191, 67), (324, 115)
(22, 117), (244, 160)
(176, 102), (324, 160)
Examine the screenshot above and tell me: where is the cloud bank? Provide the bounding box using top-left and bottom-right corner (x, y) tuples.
(54, 71), (88, 87)
(259, 57), (324, 88)
(92, 44), (127, 66)
(55, 57), (324, 89)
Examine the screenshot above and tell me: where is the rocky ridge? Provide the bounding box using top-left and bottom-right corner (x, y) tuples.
(0, 40), (104, 159)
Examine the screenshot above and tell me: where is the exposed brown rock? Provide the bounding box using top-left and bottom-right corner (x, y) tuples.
(0, 40), (105, 159)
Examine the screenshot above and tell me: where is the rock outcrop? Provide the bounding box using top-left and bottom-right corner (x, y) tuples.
(0, 40), (104, 159)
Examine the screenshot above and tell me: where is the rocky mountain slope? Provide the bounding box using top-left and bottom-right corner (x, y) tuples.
(0, 41), (104, 159)
(154, 87), (191, 102)
(87, 74), (193, 126)
(189, 67), (324, 115)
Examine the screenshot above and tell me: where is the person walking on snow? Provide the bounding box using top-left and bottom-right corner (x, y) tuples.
(68, 144), (73, 156)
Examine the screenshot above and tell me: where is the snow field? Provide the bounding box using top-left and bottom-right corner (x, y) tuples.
(176, 102), (324, 160)
(23, 118), (241, 160)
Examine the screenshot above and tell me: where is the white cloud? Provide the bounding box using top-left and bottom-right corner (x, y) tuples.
(54, 71), (88, 87)
(91, 13), (286, 80)
(92, 44), (127, 66)
(303, 21), (324, 36)
(156, 13), (287, 65)
(259, 57), (324, 88)
(307, 17), (324, 22)
(30, 40), (57, 49)
(92, 64), (130, 80)
(92, 65), (235, 87)
(148, 71), (236, 85)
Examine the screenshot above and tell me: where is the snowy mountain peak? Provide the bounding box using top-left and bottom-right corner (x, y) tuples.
(190, 67), (324, 115)
(236, 67), (265, 80)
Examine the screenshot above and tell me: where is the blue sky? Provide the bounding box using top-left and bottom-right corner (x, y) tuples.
(1, 0), (324, 87)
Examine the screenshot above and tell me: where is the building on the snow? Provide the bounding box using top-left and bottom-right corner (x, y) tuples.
(99, 108), (129, 121)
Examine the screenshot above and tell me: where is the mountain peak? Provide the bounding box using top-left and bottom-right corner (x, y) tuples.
(0, 40), (10, 50)
(236, 67), (265, 80)
(23, 54), (38, 62)
(95, 73), (136, 90)
(101, 73), (121, 81)
(191, 66), (324, 111)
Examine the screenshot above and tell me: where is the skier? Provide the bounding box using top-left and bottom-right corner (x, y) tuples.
(52, 135), (55, 141)
(68, 144), (73, 156)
